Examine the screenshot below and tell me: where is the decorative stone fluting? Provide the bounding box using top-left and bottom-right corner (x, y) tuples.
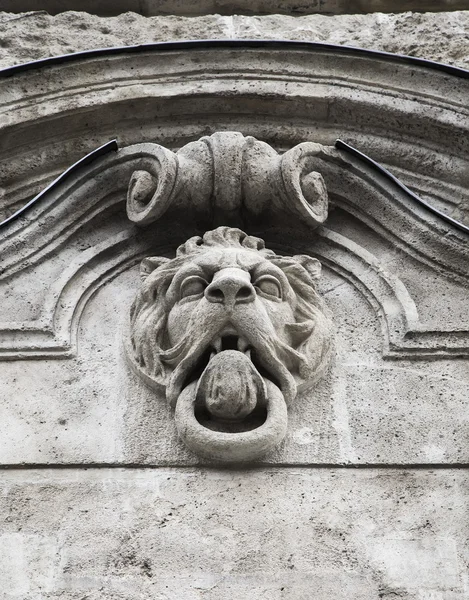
(126, 132), (329, 229)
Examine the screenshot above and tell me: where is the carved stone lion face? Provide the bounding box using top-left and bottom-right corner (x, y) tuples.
(127, 227), (333, 462)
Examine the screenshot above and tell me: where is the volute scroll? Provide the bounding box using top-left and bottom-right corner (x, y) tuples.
(126, 132), (329, 230)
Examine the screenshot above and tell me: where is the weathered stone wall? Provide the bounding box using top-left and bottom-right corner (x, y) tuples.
(2, 0), (469, 15)
(1, 10), (469, 69)
(1, 469), (468, 599)
(0, 7), (468, 600)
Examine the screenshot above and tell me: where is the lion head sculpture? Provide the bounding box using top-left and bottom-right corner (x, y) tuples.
(127, 226), (333, 462)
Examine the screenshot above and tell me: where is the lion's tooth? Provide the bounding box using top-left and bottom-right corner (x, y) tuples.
(238, 337), (249, 353)
(212, 337), (222, 354)
(245, 348), (252, 360)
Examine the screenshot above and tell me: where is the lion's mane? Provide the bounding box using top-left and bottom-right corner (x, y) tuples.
(130, 227), (333, 391)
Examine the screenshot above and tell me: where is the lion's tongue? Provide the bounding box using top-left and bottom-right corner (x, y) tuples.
(167, 342), (297, 410)
(195, 350), (266, 422)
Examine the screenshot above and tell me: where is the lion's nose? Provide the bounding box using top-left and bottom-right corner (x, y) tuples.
(205, 268), (255, 308)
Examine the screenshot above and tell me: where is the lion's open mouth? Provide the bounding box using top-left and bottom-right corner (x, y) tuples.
(182, 332), (282, 394)
(175, 329), (290, 434)
(211, 334), (249, 353)
(162, 325), (295, 460)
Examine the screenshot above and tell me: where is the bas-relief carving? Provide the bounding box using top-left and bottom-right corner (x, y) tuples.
(113, 129), (463, 460)
(126, 131), (329, 230)
(1, 128), (469, 463)
(125, 133), (334, 461)
(127, 227), (334, 462)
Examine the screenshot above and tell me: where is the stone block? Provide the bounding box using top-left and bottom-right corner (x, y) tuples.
(0, 468), (466, 599)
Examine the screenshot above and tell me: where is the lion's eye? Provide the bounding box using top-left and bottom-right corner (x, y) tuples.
(255, 276), (282, 299)
(180, 276), (207, 298)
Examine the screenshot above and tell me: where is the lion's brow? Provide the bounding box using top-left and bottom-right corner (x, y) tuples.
(194, 250), (260, 273)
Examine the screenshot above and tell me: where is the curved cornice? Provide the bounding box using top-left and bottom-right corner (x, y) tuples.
(0, 41), (468, 226)
(2, 40), (469, 80)
(1, 41), (468, 361)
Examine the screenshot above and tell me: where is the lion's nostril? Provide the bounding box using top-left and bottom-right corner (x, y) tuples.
(206, 287), (224, 303)
(237, 286), (254, 300)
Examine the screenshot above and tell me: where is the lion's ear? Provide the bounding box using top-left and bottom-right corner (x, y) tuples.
(293, 255), (322, 281)
(140, 256), (170, 281)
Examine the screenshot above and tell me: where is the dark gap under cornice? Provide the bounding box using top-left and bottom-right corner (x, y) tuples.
(0, 0), (468, 17)
(0, 462), (467, 471)
(336, 140), (469, 236)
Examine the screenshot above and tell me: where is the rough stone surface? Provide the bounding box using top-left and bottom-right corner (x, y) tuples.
(1, 10), (469, 70)
(1, 139), (468, 467)
(2, 0), (469, 16)
(1, 41), (469, 227)
(0, 468), (467, 599)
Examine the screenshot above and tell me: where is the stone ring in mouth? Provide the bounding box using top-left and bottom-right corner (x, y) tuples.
(170, 328), (290, 462)
(175, 377), (288, 463)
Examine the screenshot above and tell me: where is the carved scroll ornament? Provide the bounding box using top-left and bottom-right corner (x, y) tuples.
(126, 227), (333, 462)
(126, 132), (329, 229)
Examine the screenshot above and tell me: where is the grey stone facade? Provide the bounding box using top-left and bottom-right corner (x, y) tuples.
(0, 6), (468, 599)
